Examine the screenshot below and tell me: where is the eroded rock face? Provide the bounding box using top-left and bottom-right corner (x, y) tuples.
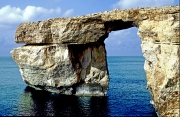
(11, 5), (179, 117)
(11, 43), (109, 96)
(141, 43), (179, 116)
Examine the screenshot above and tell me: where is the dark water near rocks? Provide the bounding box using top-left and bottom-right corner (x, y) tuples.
(0, 56), (157, 116)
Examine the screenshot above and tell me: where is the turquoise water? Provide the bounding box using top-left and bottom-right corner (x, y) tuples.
(0, 56), (157, 116)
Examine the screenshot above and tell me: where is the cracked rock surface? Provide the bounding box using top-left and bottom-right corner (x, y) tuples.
(11, 5), (179, 117)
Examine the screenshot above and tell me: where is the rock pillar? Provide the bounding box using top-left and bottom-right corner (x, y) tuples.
(138, 18), (180, 116)
(11, 43), (109, 96)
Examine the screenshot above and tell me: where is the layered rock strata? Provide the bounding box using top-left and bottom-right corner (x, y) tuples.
(11, 5), (179, 117)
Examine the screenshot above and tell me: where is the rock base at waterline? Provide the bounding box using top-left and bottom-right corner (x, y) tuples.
(11, 43), (109, 96)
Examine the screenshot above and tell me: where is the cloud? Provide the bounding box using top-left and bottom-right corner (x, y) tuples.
(112, 0), (175, 9)
(0, 5), (62, 56)
(105, 27), (143, 56)
(63, 9), (74, 17)
(105, 28), (131, 42)
(105, 30), (127, 46)
(0, 5), (61, 25)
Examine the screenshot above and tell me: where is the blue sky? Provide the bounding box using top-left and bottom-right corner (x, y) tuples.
(0, 0), (179, 56)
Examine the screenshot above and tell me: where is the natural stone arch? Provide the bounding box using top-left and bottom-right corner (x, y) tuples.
(11, 5), (179, 117)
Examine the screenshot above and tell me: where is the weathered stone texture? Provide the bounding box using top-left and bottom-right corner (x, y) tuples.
(142, 42), (180, 116)
(137, 7), (180, 116)
(15, 6), (179, 44)
(11, 5), (179, 117)
(11, 43), (109, 96)
(15, 17), (107, 44)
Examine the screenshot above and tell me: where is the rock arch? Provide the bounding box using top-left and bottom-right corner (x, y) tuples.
(11, 5), (179, 116)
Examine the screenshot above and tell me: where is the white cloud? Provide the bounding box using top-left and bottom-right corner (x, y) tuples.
(105, 29), (131, 42)
(112, 0), (175, 9)
(0, 5), (61, 25)
(0, 5), (62, 54)
(105, 28), (142, 56)
(63, 9), (74, 17)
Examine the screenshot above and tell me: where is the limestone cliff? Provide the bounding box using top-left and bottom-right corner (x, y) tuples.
(11, 5), (179, 117)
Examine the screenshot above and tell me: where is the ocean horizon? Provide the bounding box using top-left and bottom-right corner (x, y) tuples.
(0, 56), (157, 116)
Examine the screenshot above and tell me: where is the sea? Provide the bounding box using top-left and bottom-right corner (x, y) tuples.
(0, 56), (157, 116)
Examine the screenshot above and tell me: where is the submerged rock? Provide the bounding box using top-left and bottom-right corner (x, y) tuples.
(11, 5), (179, 117)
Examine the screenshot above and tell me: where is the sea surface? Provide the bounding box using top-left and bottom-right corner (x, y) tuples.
(0, 56), (157, 116)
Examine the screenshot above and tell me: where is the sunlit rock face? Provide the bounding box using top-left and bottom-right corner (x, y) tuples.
(139, 17), (180, 117)
(11, 43), (109, 96)
(11, 5), (179, 117)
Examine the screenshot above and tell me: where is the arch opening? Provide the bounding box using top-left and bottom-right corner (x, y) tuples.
(104, 20), (135, 33)
(104, 28), (157, 116)
(105, 27), (142, 56)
